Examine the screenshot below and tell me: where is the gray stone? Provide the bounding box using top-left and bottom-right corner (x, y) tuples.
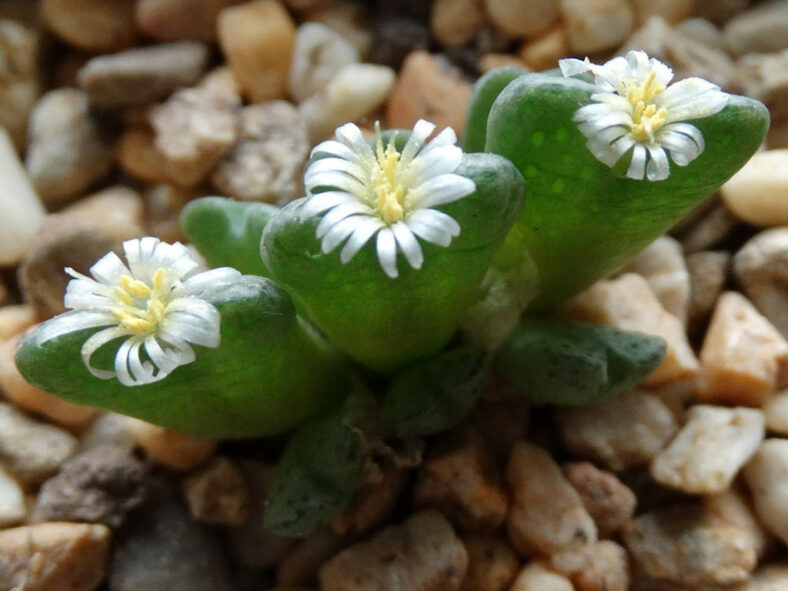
(724, 0), (788, 56)
(109, 485), (232, 591)
(25, 88), (115, 206)
(78, 42), (210, 108)
(33, 445), (148, 527)
(736, 50), (788, 123)
(687, 250), (730, 335)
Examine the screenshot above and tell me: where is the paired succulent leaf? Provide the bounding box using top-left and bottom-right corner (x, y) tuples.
(181, 197), (279, 277)
(16, 276), (350, 438)
(495, 316), (666, 405)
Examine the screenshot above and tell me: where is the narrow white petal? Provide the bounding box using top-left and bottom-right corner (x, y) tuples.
(144, 336), (183, 375)
(177, 267), (242, 298)
(658, 79), (728, 122)
(335, 122), (374, 160)
(81, 326), (129, 381)
(321, 215), (362, 254)
(413, 126), (458, 161)
(89, 251), (130, 285)
(411, 174), (476, 209)
(127, 340), (156, 384)
(376, 228), (398, 278)
(304, 157), (369, 186)
(304, 170), (368, 197)
(646, 145), (671, 181)
(626, 144), (648, 180)
(659, 126), (701, 166)
(559, 57), (593, 77)
(407, 209), (461, 237)
(399, 119), (435, 165)
(36, 310), (118, 344)
(402, 145), (463, 188)
(299, 191), (357, 219)
(391, 222), (424, 270)
(316, 201), (374, 239)
(310, 139), (364, 164)
(340, 217), (384, 263)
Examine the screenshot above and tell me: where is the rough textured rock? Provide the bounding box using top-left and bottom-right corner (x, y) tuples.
(460, 535), (520, 591)
(33, 445), (148, 528)
(289, 22), (359, 103)
(331, 463), (405, 536)
(109, 489), (232, 591)
(744, 439), (788, 546)
(723, 0), (788, 55)
(562, 540), (630, 591)
(41, 0), (137, 51)
(560, 0), (635, 54)
(506, 441), (597, 557)
(556, 389), (678, 471)
(722, 150), (788, 227)
(0, 522), (111, 591)
(319, 510), (468, 591)
(211, 101), (309, 203)
(0, 403), (78, 488)
(217, 0), (296, 103)
(696, 292), (788, 406)
(0, 19), (40, 149)
(623, 503), (758, 587)
(182, 456), (249, 526)
(78, 42), (210, 108)
(25, 89), (115, 206)
(736, 50), (788, 123)
(687, 250), (730, 334)
(125, 418), (216, 471)
(562, 461), (636, 538)
(703, 486), (772, 559)
(651, 405), (764, 494)
(414, 426), (508, 533)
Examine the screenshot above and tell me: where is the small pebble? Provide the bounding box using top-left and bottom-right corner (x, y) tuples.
(79, 412), (137, 453)
(736, 50), (788, 123)
(723, 0), (788, 55)
(506, 441), (597, 556)
(0, 336), (98, 429)
(460, 535), (520, 591)
(0, 305), (35, 341)
(117, 128), (175, 185)
(300, 62), (395, 142)
(331, 463), (404, 536)
(562, 461), (636, 538)
(651, 405), (765, 494)
(623, 503), (758, 587)
(25, 88), (115, 206)
(0, 127), (45, 265)
(680, 200), (741, 254)
(734, 228), (788, 339)
(0, 402), (78, 488)
(562, 540), (630, 591)
(632, 0), (692, 24)
(696, 292), (788, 407)
(308, 1), (372, 59)
(0, 522), (111, 591)
(0, 463), (26, 527)
(289, 22), (359, 103)
(387, 50), (472, 134)
(560, 0), (635, 54)
(135, 0), (241, 42)
(518, 25), (569, 72)
(125, 418), (216, 471)
(556, 389), (678, 471)
(686, 250), (730, 335)
(722, 150), (788, 227)
(703, 486), (772, 559)
(0, 19), (40, 149)
(675, 17), (727, 49)
(693, 0), (752, 26)
(368, 16), (430, 70)
(431, 0), (486, 49)
(145, 184), (194, 243)
(483, 0), (560, 38)
(277, 528), (345, 586)
(41, 0), (137, 51)
(211, 101), (309, 203)
(744, 438), (788, 546)
(319, 510), (468, 591)
(218, 0), (296, 103)
(78, 42), (210, 108)
(764, 388), (788, 435)
(182, 456), (249, 526)
(414, 426), (508, 533)
(510, 562), (574, 591)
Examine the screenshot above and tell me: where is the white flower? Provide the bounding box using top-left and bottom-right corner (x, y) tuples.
(37, 237), (242, 387)
(559, 50), (729, 181)
(300, 119), (476, 278)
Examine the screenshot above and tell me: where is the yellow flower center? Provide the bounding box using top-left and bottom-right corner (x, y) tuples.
(626, 70), (669, 141)
(371, 135), (406, 225)
(113, 268), (168, 336)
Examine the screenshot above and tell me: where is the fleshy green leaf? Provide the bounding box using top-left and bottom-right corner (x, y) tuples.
(263, 404), (364, 537)
(16, 276), (350, 438)
(495, 316), (666, 405)
(261, 151), (525, 371)
(463, 66), (528, 153)
(383, 345), (490, 437)
(485, 73), (769, 308)
(181, 197), (279, 276)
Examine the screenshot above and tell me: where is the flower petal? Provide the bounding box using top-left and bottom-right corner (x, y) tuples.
(340, 217), (385, 263)
(391, 222), (424, 270)
(299, 191), (357, 219)
(646, 145), (670, 181)
(411, 174), (476, 209)
(321, 215), (362, 254)
(81, 326), (129, 381)
(376, 227), (398, 278)
(626, 144), (648, 180)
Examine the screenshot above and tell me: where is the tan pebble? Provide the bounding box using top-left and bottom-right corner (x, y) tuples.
(0, 463), (26, 527)
(768, 120), (788, 150)
(460, 535), (519, 591)
(0, 522), (111, 591)
(483, 0), (560, 38)
(431, 0), (486, 48)
(556, 389), (678, 471)
(764, 388), (788, 435)
(562, 461), (636, 538)
(696, 292), (788, 407)
(62, 185), (145, 235)
(145, 184), (194, 243)
(218, 0), (296, 103)
(565, 274), (699, 386)
(125, 417), (216, 470)
(686, 250), (730, 335)
(0, 305), (36, 341)
(680, 200), (740, 254)
(741, 564), (788, 590)
(651, 405), (764, 494)
(560, 0), (634, 54)
(332, 463), (404, 536)
(183, 456), (249, 526)
(0, 336), (97, 430)
(387, 50), (472, 136)
(305, 2), (372, 58)
(623, 503), (757, 587)
(135, 0), (242, 42)
(703, 485), (772, 559)
(289, 22), (359, 103)
(632, 0), (692, 24)
(510, 562), (574, 591)
(117, 127), (176, 185)
(645, 377), (695, 420)
(744, 439), (788, 546)
(734, 228), (788, 338)
(506, 441), (596, 556)
(414, 426), (508, 533)
(0, 128), (45, 265)
(723, 1), (788, 56)
(277, 528), (344, 585)
(319, 510), (468, 591)
(518, 25), (569, 72)
(551, 540), (629, 591)
(479, 53), (530, 74)
(41, 0), (137, 51)
(0, 20), (40, 150)
(722, 150), (788, 227)
(79, 412), (136, 453)
(736, 51), (788, 123)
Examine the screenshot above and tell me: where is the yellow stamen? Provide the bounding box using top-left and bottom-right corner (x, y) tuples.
(626, 70), (668, 141)
(371, 133), (406, 225)
(113, 268), (169, 336)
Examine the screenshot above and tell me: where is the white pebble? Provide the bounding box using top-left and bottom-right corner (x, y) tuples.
(721, 150), (788, 227)
(744, 439), (788, 545)
(289, 22), (359, 103)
